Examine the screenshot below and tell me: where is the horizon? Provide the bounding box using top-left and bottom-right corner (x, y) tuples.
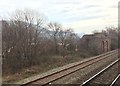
(0, 0), (118, 34)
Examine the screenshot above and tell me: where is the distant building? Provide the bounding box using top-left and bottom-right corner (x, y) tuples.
(81, 33), (111, 54)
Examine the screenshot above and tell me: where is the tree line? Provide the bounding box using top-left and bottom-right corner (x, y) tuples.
(2, 9), (119, 75)
(2, 10), (80, 74)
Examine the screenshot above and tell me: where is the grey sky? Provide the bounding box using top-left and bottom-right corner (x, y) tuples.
(0, 0), (118, 34)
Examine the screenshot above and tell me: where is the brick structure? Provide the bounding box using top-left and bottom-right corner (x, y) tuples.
(81, 33), (111, 54)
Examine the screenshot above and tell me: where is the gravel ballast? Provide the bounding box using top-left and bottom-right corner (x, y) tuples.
(51, 52), (118, 84)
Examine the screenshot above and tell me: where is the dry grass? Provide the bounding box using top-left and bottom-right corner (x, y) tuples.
(3, 55), (84, 83)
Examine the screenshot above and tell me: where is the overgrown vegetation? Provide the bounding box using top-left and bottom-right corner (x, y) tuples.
(102, 27), (119, 49)
(2, 9), (119, 83)
(2, 9), (80, 76)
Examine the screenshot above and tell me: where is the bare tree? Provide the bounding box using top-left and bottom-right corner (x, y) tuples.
(102, 27), (118, 50)
(2, 9), (46, 74)
(47, 22), (61, 54)
(2, 9), (82, 75)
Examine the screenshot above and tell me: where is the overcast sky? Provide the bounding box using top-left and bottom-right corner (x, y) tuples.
(0, 0), (119, 35)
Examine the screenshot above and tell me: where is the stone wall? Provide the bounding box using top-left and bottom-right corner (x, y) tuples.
(81, 33), (111, 54)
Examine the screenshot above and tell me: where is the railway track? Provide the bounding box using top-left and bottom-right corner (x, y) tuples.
(110, 74), (120, 86)
(80, 58), (120, 86)
(17, 49), (118, 86)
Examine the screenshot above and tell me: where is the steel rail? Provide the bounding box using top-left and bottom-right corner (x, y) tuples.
(80, 58), (120, 86)
(20, 50), (118, 86)
(110, 74), (120, 86)
(42, 51), (117, 86)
